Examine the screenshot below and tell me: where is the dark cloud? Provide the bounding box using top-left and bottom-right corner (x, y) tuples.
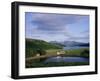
(31, 13), (86, 32)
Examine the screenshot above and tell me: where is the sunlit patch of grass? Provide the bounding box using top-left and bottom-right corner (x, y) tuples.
(64, 48), (89, 58)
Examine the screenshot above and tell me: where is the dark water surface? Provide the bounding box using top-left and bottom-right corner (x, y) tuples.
(44, 56), (89, 63)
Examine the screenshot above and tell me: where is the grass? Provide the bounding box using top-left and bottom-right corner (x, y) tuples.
(45, 48), (89, 58)
(26, 61), (89, 68)
(64, 48), (89, 58)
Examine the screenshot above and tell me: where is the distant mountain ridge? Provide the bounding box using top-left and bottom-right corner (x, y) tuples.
(49, 41), (89, 47)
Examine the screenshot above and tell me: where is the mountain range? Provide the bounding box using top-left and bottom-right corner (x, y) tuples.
(49, 41), (89, 47)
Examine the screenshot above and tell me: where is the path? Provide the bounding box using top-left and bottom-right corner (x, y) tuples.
(26, 54), (65, 61)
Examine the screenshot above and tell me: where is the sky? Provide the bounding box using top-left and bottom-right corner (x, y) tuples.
(25, 12), (89, 43)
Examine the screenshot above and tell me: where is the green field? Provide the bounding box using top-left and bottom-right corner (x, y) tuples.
(46, 48), (89, 58)
(64, 48), (89, 58)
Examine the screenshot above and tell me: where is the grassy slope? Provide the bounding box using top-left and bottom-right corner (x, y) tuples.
(26, 39), (63, 49)
(26, 39), (63, 57)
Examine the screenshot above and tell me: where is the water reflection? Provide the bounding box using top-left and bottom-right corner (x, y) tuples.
(44, 56), (89, 63)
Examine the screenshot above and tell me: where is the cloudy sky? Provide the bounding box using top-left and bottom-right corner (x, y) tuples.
(25, 12), (89, 43)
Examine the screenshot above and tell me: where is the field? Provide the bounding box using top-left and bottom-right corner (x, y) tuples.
(46, 48), (89, 57)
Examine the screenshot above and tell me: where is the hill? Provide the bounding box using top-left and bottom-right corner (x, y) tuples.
(26, 39), (63, 57)
(26, 39), (63, 50)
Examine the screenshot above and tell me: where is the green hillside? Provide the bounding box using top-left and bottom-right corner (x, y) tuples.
(26, 39), (63, 57)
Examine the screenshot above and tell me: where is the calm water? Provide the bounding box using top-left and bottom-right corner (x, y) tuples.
(44, 56), (89, 63)
(44, 46), (89, 63)
(63, 46), (89, 50)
